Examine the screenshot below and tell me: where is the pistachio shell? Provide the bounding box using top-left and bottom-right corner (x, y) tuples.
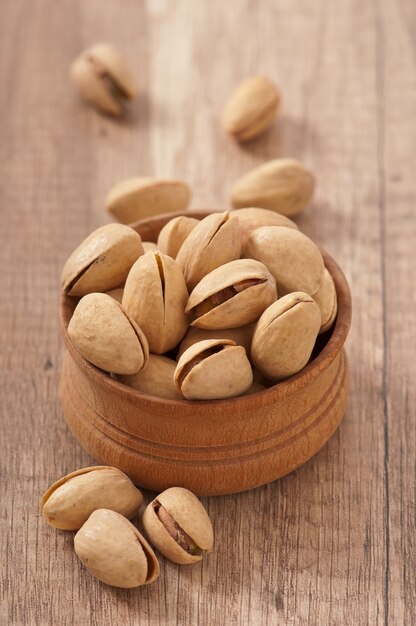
(142, 487), (213, 565)
(176, 212), (241, 290)
(222, 75), (281, 141)
(105, 287), (124, 303)
(106, 177), (191, 224)
(118, 354), (183, 400)
(244, 226), (325, 296)
(186, 259), (277, 329)
(70, 43), (137, 115)
(61, 223), (144, 297)
(242, 381), (266, 395)
(40, 466), (143, 530)
(251, 292), (321, 381)
(157, 215), (199, 259)
(229, 207), (298, 248)
(230, 158), (315, 216)
(68, 293), (149, 374)
(74, 509), (160, 588)
(122, 251), (189, 354)
(177, 324), (254, 359)
(142, 241), (159, 253)
(175, 339), (253, 400)
(313, 268), (338, 333)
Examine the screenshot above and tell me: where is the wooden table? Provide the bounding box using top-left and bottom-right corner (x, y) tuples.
(1, 1), (414, 624)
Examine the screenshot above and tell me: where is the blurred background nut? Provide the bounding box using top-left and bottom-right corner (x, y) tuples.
(177, 324), (254, 359)
(313, 268), (338, 333)
(68, 293), (149, 374)
(157, 215), (199, 259)
(40, 466), (143, 531)
(142, 241), (159, 253)
(229, 207), (298, 248)
(70, 43), (137, 116)
(74, 509), (160, 588)
(106, 177), (191, 225)
(105, 287), (124, 303)
(118, 354), (183, 400)
(230, 158), (315, 216)
(61, 223), (144, 297)
(222, 75), (281, 141)
(251, 292), (321, 381)
(142, 487), (213, 565)
(175, 338), (253, 400)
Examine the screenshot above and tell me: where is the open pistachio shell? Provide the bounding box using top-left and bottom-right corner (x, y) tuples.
(122, 251), (189, 354)
(118, 354), (183, 400)
(40, 466), (143, 531)
(229, 207), (298, 248)
(244, 226), (325, 296)
(313, 268), (338, 333)
(61, 223), (143, 297)
(176, 212), (241, 291)
(177, 324), (254, 359)
(175, 339), (253, 400)
(157, 215), (199, 259)
(251, 292), (321, 381)
(186, 259), (277, 330)
(68, 293), (149, 374)
(142, 487), (213, 565)
(74, 509), (160, 588)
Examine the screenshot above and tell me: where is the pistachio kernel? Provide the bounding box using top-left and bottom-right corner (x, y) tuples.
(153, 501), (202, 556)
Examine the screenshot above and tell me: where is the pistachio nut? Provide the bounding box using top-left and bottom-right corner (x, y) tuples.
(105, 287), (124, 303)
(229, 207), (298, 248)
(177, 323), (254, 359)
(122, 251), (189, 354)
(61, 223), (143, 297)
(142, 487), (213, 565)
(175, 339), (253, 400)
(40, 466), (143, 531)
(70, 43), (137, 116)
(230, 158), (315, 216)
(251, 292), (321, 381)
(68, 293), (149, 374)
(186, 259), (277, 329)
(176, 212), (241, 290)
(118, 354), (183, 400)
(222, 75), (281, 141)
(106, 177), (191, 225)
(244, 226), (325, 296)
(74, 509), (160, 588)
(313, 268), (338, 333)
(142, 241), (159, 253)
(157, 215), (199, 259)
(243, 381), (266, 395)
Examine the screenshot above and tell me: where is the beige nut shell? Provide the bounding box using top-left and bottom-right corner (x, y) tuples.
(186, 259), (277, 329)
(74, 509), (160, 588)
(106, 177), (191, 225)
(229, 207), (298, 248)
(251, 292), (321, 381)
(105, 287), (124, 303)
(175, 339), (253, 400)
(68, 293), (149, 374)
(313, 268), (338, 333)
(118, 354), (183, 400)
(122, 251), (189, 354)
(157, 215), (199, 259)
(176, 212), (241, 291)
(177, 324), (254, 359)
(40, 466), (143, 531)
(222, 75), (281, 141)
(142, 487), (214, 565)
(245, 226), (324, 296)
(230, 158), (315, 216)
(61, 223), (143, 297)
(142, 241), (159, 253)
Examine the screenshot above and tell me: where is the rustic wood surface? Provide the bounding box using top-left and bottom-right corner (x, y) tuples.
(0, 0), (414, 624)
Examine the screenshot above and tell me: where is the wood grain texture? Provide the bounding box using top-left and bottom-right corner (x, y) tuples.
(0, 0), (414, 624)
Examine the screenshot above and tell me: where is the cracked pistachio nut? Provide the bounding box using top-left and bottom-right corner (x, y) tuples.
(245, 226), (325, 296)
(157, 215), (199, 259)
(106, 177), (191, 225)
(222, 75), (281, 141)
(177, 323), (254, 359)
(75, 509), (159, 588)
(251, 292), (321, 381)
(142, 487), (213, 565)
(230, 158), (315, 216)
(175, 338), (253, 400)
(118, 354), (183, 400)
(70, 43), (137, 116)
(313, 268), (338, 333)
(187, 259), (277, 330)
(122, 251), (189, 354)
(176, 212), (241, 290)
(68, 293), (149, 374)
(229, 207), (298, 248)
(142, 241), (159, 253)
(40, 466), (142, 531)
(61, 223), (143, 297)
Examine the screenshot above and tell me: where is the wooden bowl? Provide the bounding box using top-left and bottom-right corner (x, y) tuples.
(60, 211), (352, 496)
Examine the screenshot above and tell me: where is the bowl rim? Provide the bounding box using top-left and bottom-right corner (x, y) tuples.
(60, 210), (352, 411)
